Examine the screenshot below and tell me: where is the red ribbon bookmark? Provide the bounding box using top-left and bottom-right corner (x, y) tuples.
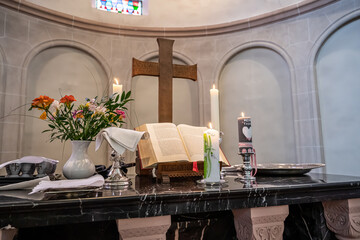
(192, 162), (199, 172)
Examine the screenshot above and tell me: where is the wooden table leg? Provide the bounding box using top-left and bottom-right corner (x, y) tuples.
(322, 198), (360, 240)
(116, 215), (171, 240)
(232, 205), (289, 240)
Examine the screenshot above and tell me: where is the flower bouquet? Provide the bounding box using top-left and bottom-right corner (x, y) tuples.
(28, 92), (132, 142)
(28, 92), (133, 179)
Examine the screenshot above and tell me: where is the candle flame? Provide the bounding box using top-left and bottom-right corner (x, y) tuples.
(212, 84), (216, 89)
(114, 78), (119, 85)
(241, 112), (244, 117)
(209, 122), (213, 129)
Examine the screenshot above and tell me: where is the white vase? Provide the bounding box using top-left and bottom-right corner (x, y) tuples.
(62, 140), (95, 179)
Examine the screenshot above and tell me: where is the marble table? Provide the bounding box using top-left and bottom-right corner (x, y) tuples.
(1, 173), (360, 239)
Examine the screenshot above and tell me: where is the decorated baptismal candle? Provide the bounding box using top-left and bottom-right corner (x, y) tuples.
(203, 123), (221, 182)
(238, 112), (253, 153)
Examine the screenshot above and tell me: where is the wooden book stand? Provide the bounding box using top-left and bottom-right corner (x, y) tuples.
(135, 153), (204, 183)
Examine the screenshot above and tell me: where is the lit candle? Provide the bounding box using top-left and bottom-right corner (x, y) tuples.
(210, 84), (220, 131)
(113, 78), (123, 95)
(238, 112), (253, 153)
(203, 123), (220, 182)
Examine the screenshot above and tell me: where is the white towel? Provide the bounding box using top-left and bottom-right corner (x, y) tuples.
(95, 127), (145, 154)
(30, 174), (104, 194)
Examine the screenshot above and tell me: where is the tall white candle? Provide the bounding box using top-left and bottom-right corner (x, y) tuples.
(203, 123), (220, 182)
(113, 78), (123, 95)
(210, 84), (220, 131)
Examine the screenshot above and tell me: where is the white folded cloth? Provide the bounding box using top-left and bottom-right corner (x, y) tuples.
(0, 191), (45, 201)
(30, 174), (104, 194)
(0, 156), (58, 169)
(95, 127), (145, 154)
(0, 176), (50, 191)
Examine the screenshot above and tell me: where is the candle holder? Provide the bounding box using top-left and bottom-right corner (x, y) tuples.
(238, 150), (256, 181)
(103, 150), (131, 189)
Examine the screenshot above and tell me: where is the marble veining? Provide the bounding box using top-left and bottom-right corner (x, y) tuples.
(0, 173), (360, 228)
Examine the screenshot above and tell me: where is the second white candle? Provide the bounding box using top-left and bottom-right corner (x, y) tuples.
(210, 84), (220, 132)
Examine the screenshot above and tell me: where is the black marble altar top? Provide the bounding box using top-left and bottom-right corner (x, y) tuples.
(1, 173), (360, 228)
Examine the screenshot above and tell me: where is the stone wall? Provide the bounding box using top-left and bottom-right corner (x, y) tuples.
(0, 0), (359, 175)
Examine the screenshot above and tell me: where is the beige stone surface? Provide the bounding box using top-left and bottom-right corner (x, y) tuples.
(44, 22), (73, 40)
(3, 65), (22, 95)
(308, 12), (331, 42)
(28, 20), (52, 47)
(117, 215), (171, 240)
(0, 11), (5, 37)
(325, 0), (357, 23)
(0, 37), (30, 67)
(233, 205), (289, 240)
(26, 0), (303, 28)
(288, 17), (310, 44)
(323, 198), (360, 239)
(5, 12), (29, 42)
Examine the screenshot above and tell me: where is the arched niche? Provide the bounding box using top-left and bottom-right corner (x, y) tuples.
(23, 46), (110, 174)
(219, 46), (296, 165)
(130, 54), (200, 127)
(315, 18), (360, 176)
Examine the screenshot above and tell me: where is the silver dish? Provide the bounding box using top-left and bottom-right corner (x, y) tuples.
(254, 163), (325, 175)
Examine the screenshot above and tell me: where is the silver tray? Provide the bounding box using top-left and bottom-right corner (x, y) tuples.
(255, 163), (325, 175)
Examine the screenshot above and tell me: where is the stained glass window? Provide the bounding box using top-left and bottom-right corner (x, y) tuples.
(96, 0), (143, 16)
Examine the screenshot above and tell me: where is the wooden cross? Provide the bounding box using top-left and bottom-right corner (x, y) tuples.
(132, 38), (197, 123)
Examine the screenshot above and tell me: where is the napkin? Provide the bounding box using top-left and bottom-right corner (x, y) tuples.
(95, 127), (145, 154)
(0, 156), (58, 169)
(0, 190), (45, 201)
(30, 174), (104, 194)
(0, 176), (50, 191)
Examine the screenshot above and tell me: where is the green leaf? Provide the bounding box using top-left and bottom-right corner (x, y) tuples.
(125, 91), (131, 100)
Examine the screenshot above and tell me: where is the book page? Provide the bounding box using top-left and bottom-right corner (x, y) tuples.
(136, 124), (158, 169)
(146, 123), (189, 163)
(177, 124), (230, 165)
(177, 124), (207, 162)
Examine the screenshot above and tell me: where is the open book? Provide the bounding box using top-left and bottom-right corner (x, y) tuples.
(136, 123), (229, 169)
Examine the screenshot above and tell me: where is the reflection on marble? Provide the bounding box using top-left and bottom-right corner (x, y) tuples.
(284, 203), (336, 240)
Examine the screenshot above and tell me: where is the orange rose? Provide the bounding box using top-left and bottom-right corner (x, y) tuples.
(60, 95), (76, 107)
(31, 95), (54, 109)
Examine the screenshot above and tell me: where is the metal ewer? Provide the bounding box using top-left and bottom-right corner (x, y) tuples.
(103, 150), (131, 189)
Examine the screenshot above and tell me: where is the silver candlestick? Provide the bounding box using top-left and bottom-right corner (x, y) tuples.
(239, 150), (256, 181)
(103, 150), (131, 189)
